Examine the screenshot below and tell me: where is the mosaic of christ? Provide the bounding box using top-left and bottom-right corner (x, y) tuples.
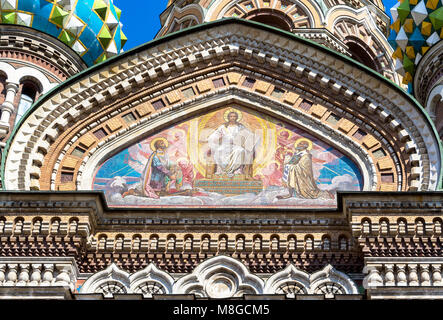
(93, 106), (363, 207)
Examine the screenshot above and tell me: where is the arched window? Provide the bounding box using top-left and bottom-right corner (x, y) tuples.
(218, 235), (228, 251)
(0, 217), (5, 233)
(305, 235), (314, 251)
(115, 234), (124, 251)
(253, 235), (262, 251)
(184, 235), (193, 251)
(244, 9), (299, 31)
(50, 218), (61, 234)
(69, 218), (78, 234)
(132, 235), (141, 251)
(149, 235), (159, 251)
(287, 235), (296, 251)
(344, 37), (381, 72)
(339, 236), (349, 251)
(14, 217), (24, 234)
(98, 234), (107, 250)
(167, 235), (176, 251)
(236, 235), (245, 251)
(398, 218), (407, 236)
(32, 217), (42, 234)
(322, 236), (331, 251)
(434, 218), (442, 235)
(15, 81), (38, 126)
(270, 235), (279, 251)
(201, 235), (210, 251)
(415, 218), (425, 236)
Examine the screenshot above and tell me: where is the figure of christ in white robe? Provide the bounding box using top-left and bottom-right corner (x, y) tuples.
(208, 118), (257, 178)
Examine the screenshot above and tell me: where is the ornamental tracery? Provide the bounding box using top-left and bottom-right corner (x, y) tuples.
(79, 258), (358, 298)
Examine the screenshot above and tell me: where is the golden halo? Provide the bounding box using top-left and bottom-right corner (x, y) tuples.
(150, 137), (169, 151)
(294, 138), (313, 151)
(223, 108), (243, 122)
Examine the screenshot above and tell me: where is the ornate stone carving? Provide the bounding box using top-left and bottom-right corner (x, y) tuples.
(173, 255), (264, 298)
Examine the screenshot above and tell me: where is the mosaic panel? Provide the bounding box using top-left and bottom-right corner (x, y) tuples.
(93, 106), (363, 208)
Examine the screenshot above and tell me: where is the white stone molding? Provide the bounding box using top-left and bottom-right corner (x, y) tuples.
(78, 259), (359, 298)
(157, 3), (204, 36)
(310, 264), (359, 297)
(328, 6), (399, 84)
(173, 255), (264, 298)
(14, 66), (52, 93)
(363, 258), (443, 289)
(264, 264), (359, 298)
(4, 22), (440, 191)
(129, 264), (175, 297)
(264, 264), (310, 296)
(81, 263), (175, 298)
(0, 258), (78, 291)
(80, 263), (130, 298)
(414, 40), (443, 105)
(205, 0), (319, 26)
(426, 84), (443, 120)
(0, 61), (16, 80)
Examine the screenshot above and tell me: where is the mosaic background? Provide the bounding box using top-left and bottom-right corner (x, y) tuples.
(93, 106), (363, 208)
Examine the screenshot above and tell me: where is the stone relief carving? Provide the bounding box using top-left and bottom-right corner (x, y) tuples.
(79, 256), (358, 298)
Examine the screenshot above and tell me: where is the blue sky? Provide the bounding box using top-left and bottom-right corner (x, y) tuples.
(116, 0), (397, 51)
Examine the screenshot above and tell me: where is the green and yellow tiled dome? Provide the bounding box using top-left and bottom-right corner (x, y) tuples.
(0, 0), (127, 66)
(388, 0), (443, 86)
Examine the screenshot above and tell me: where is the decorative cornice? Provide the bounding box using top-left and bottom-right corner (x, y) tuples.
(2, 20), (441, 191)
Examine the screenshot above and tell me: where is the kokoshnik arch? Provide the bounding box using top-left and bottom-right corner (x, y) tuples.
(0, 0), (443, 300)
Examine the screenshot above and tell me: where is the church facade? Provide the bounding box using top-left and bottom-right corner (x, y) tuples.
(0, 0), (442, 300)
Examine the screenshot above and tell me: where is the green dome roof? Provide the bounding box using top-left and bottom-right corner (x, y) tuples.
(0, 0), (127, 66)
(388, 0), (443, 86)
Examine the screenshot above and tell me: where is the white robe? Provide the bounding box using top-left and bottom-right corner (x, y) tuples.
(208, 123), (255, 177)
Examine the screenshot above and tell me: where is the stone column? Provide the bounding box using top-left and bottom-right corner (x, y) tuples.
(29, 264), (42, 286)
(432, 265), (442, 286)
(0, 264), (6, 286)
(4, 264), (18, 286)
(408, 264), (419, 286)
(41, 264), (54, 286)
(396, 264), (407, 286)
(17, 264), (30, 286)
(420, 264), (431, 286)
(0, 82), (19, 135)
(384, 264), (395, 286)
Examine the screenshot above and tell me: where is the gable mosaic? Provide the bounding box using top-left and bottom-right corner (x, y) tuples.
(93, 105), (363, 208)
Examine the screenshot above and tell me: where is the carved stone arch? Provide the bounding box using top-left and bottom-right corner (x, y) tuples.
(0, 62), (16, 82)
(206, 0), (320, 27)
(173, 255), (264, 298)
(309, 264), (358, 296)
(80, 264), (130, 297)
(425, 85), (443, 140)
(129, 263), (175, 297)
(158, 3), (205, 37)
(327, 6), (399, 84)
(15, 67), (52, 93)
(78, 91), (375, 194)
(3, 20), (440, 193)
(264, 264), (310, 296)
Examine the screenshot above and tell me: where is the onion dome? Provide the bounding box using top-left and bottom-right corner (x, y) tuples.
(0, 0), (127, 66)
(388, 0), (443, 86)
